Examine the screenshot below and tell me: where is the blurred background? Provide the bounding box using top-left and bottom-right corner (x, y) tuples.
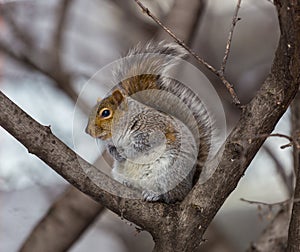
(0, 0), (292, 251)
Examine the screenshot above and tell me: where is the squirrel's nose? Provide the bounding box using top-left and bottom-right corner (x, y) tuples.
(85, 125), (93, 135)
(85, 124), (98, 138)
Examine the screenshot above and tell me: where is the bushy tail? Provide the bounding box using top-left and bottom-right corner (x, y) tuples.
(112, 42), (212, 185)
(113, 41), (187, 85)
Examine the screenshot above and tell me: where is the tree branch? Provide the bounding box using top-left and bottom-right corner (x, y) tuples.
(3, 1), (208, 250)
(0, 90), (173, 233)
(287, 92), (300, 251)
(133, 0), (241, 105)
(19, 187), (105, 252)
(220, 0), (242, 74)
(168, 1), (300, 250)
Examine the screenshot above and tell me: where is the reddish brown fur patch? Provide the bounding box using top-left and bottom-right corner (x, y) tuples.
(165, 132), (177, 143)
(120, 74), (159, 96)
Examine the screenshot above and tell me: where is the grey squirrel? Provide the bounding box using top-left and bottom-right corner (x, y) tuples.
(86, 42), (212, 203)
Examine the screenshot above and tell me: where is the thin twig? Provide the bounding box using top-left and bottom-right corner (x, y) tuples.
(246, 133), (299, 149)
(133, 0), (241, 105)
(220, 0), (242, 74)
(241, 198), (300, 207)
(269, 133), (296, 149)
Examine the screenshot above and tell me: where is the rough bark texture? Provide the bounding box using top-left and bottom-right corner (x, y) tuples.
(151, 0), (300, 250)
(0, 90), (171, 232)
(0, 0), (299, 251)
(287, 95), (300, 250)
(12, 1), (207, 251)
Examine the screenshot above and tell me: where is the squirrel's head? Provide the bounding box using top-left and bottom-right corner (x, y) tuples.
(86, 89), (124, 140)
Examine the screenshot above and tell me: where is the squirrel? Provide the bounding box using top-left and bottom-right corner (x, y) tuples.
(86, 42), (212, 203)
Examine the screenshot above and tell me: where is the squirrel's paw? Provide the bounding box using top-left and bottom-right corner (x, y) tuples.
(122, 180), (133, 188)
(107, 145), (126, 162)
(142, 190), (162, 202)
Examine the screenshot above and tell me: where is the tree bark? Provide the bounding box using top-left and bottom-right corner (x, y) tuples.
(287, 92), (300, 251)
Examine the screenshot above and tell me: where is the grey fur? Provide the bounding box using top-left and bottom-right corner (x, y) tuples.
(111, 97), (198, 203)
(107, 42), (212, 203)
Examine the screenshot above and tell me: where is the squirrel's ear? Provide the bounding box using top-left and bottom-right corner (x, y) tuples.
(97, 97), (102, 103)
(112, 89), (124, 105)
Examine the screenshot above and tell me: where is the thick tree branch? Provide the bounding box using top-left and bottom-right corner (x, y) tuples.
(0, 90), (173, 234)
(161, 1), (300, 251)
(1, 3), (107, 249)
(6, 1), (208, 251)
(287, 92), (300, 251)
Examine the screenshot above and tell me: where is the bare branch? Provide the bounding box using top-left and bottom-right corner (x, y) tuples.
(287, 92), (300, 251)
(51, 0), (73, 67)
(133, 0), (241, 105)
(173, 1), (300, 250)
(241, 198), (300, 207)
(269, 134), (297, 149)
(220, 0), (242, 74)
(20, 187), (105, 252)
(0, 90), (173, 233)
(245, 133), (299, 149)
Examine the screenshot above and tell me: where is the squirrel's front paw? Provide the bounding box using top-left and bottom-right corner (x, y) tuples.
(107, 145), (126, 162)
(142, 190), (162, 202)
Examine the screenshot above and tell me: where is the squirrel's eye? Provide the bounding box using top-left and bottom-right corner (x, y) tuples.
(101, 109), (111, 118)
